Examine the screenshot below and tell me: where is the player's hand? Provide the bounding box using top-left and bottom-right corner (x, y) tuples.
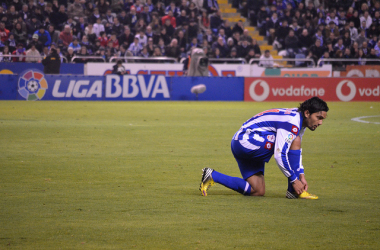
(299, 174), (308, 192)
(292, 179), (305, 195)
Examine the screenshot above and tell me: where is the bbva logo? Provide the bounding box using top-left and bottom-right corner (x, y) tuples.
(52, 75), (170, 99)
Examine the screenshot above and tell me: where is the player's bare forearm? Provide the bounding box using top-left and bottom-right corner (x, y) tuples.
(299, 174), (308, 191)
(292, 179), (305, 195)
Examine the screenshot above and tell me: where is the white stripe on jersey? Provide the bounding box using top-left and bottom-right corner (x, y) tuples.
(243, 114), (299, 129)
(240, 139), (260, 150)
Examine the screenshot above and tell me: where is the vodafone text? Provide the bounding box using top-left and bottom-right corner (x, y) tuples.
(52, 75), (170, 99)
(271, 85), (325, 97)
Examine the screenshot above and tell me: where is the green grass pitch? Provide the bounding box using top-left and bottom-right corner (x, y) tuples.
(1, 101), (379, 249)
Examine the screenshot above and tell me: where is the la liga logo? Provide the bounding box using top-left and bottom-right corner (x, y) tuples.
(18, 70), (48, 100)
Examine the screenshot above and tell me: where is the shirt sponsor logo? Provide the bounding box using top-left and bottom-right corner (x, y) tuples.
(265, 142), (273, 150)
(291, 125), (299, 134)
(267, 135), (275, 142)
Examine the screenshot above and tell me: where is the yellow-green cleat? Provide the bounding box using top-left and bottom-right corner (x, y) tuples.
(199, 168), (215, 196)
(286, 190), (318, 199)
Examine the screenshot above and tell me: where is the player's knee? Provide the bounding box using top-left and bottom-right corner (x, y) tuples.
(250, 187), (265, 196)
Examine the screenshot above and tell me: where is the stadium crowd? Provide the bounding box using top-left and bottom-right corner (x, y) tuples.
(0, 0), (379, 66)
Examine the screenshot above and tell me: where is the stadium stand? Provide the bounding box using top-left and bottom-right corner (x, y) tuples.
(0, 0), (379, 67)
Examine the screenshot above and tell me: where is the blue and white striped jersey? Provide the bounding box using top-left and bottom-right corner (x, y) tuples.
(233, 108), (306, 182)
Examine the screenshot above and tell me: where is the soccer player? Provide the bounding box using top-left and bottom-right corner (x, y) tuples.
(199, 97), (329, 199)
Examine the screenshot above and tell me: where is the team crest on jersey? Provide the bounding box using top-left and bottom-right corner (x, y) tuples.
(291, 125), (299, 134)
(264, 142), (273, 150)
(267, 135), (275, 143)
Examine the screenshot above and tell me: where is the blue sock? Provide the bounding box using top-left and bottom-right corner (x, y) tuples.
(212, 171), (252, 195)
(287, 149), (302, 193)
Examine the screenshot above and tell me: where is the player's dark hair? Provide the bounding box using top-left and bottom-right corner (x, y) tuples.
(298, 97), (329, 118)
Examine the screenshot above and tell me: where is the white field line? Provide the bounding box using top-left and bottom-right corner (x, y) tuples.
(351, 115), (380, 125)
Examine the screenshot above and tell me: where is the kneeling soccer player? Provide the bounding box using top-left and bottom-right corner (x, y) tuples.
(199, 97), (329, 199)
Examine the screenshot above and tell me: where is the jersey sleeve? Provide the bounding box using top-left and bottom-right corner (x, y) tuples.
(273, 118), (301, 182)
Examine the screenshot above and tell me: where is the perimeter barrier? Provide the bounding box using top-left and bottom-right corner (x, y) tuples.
(1, 72), (379, 102)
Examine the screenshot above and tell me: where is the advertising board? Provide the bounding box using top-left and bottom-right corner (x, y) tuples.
(244, 78), (380, 102)
(0, 71), (244, 101)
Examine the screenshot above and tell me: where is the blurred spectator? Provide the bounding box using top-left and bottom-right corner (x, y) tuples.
(25, 43), (41, 62)
(367, 48), (379, 64)
(220, 20), (232, 38)
(127, 7), (138, 29)
(0, 22), (10, 42)
(68, 36), (81, 53)
(45, 25), (58, 44)
(12, 43), (26, 62)
(12, 22), (27, 44)
(241, 29), (253, 44)
(245, 48), (256, 63)
(259, 50), (273, 67)
(19, 4), (30, 21)
(93, 18), (105, 37)
(232, 20), (244, 35)
(227, 47), (238, 58)
(360, 11), (372, 29)
(152, 46), (162, 57)
(176, 30), (187, 52)
(318, 51), (331, 66)
(356, 49), (366, 65)
(128, 36), (142, 56)
(212, 36), (228, 57)
(210, 10), (223, 33)
(96, 0), (110, 17)
(188, 18), (198, 42)
(166, 2), (180, 17)
(309, 39), (324, 62)
(203, 28), (215, 45)
(66, 47), (75, 62)
(234, 35), (247, 55)
(284, 29), (299, 57)
(6, 33), (16, 52)
(334, 38), (345, 52)
(59, 25), (73, 47)
(52, 5), (68, 30)
(199, 11), (210, 32)
(41, 46), (49, 58)
(68, 0), (85, 20)
(76, 45), (90, 63)
(325, 21), (340, 38)
(34, 25), (51, 46)
(204, 0), (219, 14)
(147, 38), (155, 55)
(162, 10), (176, 28)
(0, 46), (12, 62)
(298, 29), (313, 50)
(165, 38), (181, 60)
(251, 39), (261, 57)
(118, 26), (134, 48)
(141, 6), (152, 25)
(356, 28), (368, 47)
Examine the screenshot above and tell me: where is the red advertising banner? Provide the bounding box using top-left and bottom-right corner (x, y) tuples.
(244, 78), (380, 102)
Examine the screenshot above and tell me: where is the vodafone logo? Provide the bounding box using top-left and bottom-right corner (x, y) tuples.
(336, 80), (356, 102)
(249, 80), (270, 102)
